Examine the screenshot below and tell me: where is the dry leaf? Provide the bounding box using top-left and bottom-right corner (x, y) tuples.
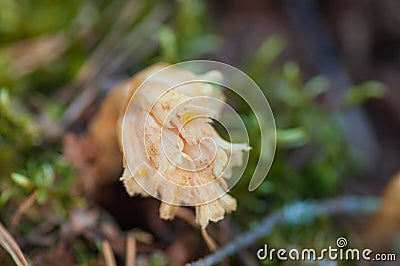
(364, 171), (400, 251)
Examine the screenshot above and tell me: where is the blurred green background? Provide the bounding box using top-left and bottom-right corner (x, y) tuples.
(1, 0), (399, 265)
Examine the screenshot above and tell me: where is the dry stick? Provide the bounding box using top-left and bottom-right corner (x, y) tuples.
(125, 232), (136, 266)
(11, 190), (39, 230)
(52, 0), (128, 113)
(103, 2), (171, 74)
(72, 0), (142, 87)
(5, 33), (69, 79)
(0, 222), (29, 266)
(61, 4), (169, 130)
(102, 240), (117, 266)
(188, 196), (379, 266)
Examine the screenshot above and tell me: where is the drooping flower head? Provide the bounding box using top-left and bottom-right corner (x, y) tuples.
(119, 63), (250, 228)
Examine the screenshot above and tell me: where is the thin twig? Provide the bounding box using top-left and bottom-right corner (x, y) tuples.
(72, 0), (142, 87)
(125, 232), (136, 266)
(11, 190), (39, 230)
(61, 3), (170, 130)
(188, 196), (379, 266)
(102, 240), (117, 266)
(0, 222), (29, 266)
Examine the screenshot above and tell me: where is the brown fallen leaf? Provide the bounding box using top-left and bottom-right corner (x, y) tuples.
(363, 171), (400, 251)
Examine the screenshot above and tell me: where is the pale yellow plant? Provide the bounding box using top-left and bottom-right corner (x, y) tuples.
(119, 63), (250, 228)
(65, 62), (250, 229)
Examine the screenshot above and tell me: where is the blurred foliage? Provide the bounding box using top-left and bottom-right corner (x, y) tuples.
(0, 0), (221, 264)
(232, 36), (385, 219)
(0, 87), (78, 224)
(228, 36), (385, 264)
(0, 0), (385, 265)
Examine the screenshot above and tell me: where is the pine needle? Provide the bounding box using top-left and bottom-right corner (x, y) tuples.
(125, 232), (136, 266)
(102, 240), (117, 266)
(0, 222), (29, 266)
